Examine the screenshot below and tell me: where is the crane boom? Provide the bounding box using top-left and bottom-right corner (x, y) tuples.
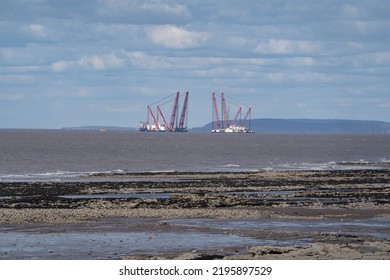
(212, 92), (221, 130)
(231, 106), (242, 126)
(178, 91), (189, 128)
(240, 107), (251, 127)
(157, 106), (169, 129)
(221, 92), (228, 128)
(147, 105), (160, 130)
(169, 91), (180, 129)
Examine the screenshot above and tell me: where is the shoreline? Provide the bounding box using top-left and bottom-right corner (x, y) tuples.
(1, 169), (389, 259)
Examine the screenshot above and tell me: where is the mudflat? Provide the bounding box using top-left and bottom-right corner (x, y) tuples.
(0, 169), (389, 259)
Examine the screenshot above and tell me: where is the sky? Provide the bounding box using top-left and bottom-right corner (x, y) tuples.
(1, 0), (390, 129)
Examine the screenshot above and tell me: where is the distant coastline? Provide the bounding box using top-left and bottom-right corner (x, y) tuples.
(57, 118), (390, 134)
(192, 118), (390, 134)
(61, 126), (137, 131)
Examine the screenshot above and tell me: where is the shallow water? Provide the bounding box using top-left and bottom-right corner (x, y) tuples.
(1, 216), (388, 259)
(164, 217), (390, 239)
(0, 225), (309, 260)
(0, 231), (262, 260)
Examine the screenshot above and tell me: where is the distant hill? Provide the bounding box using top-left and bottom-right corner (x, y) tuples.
(191, 119), (390, 134)
(61, 126), (137, 131)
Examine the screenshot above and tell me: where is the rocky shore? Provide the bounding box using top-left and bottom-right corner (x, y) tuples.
(1, 169), (389, 259)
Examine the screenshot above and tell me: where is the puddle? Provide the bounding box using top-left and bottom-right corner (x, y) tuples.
(0, 216), (314, 260)
(163, 217), (390, 239)
(1, 216), (388, 259)
(0, 229), (303, 260)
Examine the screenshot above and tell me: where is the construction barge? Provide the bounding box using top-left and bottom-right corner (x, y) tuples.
(211, 92), (253, 133)
(140, 91), (189, 132)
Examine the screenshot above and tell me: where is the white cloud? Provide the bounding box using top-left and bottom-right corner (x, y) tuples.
(29, 24), (47, 37)
(79, 55), (105, 70)
(51, 52), (125, 72)
(97, 0), (191, 23)
(349, 52), (390, 68)
(51, 60), (71, 72)
(0, 93), (25, 101)
(0, 74), (34, 84)
(372, 52), (390, 65)
(79, 53), (124, 70)
(267, 73), (284, 82)
(266, 72), (338, 83)
(140, 2), (190, 18)
(343, 4), (362, 18)
(74, 88), (91, 98)
(254, 39), (320, 54)
(126, 51), (174, 70)
(146, 25), (209, 49)
(3, 65), (44, 72)
(104, 104), (134, 113)
(285, 57), (315, 67)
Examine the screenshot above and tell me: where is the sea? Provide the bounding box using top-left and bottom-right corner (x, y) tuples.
(1, 129), (389, 182)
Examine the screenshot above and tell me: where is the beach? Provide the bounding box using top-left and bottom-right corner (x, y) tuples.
(1, 169), (389, 259)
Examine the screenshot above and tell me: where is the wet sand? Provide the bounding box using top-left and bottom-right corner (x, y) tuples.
(1, 169), (389, 259)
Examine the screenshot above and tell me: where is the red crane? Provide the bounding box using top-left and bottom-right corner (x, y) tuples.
(169, 91), (180, 130)
(240, 107), (251, 127)
(231, 106), (242, 126)
(221, 92), (228, 128)
(141, 91), (190, 132)
(178, 91), (189, 129)
(212, 92), (221, 130)
(157, 105), (170, 130)
(147, 105), (160, 130)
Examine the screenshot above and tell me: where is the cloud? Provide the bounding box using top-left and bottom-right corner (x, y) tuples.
(1, 0), (390, 128)
(0, 93), (25, 101)
(126, 51), (172, 69)
(97, 0), (192, 24)
(103, 104), (134, 113)
(29, 24), (47, 37)
(51, 52), (125, 72)
(343, 4), (365, 19)
(146, 25), (209, 49)
(0, 74), (34, 84)
(254, 39), (320, 54)
(51, 60), (71, 72)
(74, 88), (92, 98)
(79, 55), (106, 70)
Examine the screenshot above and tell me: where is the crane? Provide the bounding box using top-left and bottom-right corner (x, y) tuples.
(240, 106), (251, 127)
(157, 105), (170, 130)
(169, 91), (180, 130)
(140, 91), (189, 132)
(212, 92), (221, 130)
(221, 92), (228, 128)
(178, 91), (189, 129)
(211, 92), (253, 133)
(147, 105), (160, 130)
(231, 106), (242, 127)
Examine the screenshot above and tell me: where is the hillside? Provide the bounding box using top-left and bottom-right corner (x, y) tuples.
(61, 126), (136, 131)
(191, 119), (390, 134)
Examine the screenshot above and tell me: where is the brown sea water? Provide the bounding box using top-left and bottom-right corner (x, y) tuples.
(0, 129), (389, 181)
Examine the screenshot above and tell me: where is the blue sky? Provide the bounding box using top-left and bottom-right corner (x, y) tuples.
(1, 0), (389, 128)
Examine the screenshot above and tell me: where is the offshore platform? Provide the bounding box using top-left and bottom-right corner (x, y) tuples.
(139, 91), (189, 132)
(211, 92), (253, 133)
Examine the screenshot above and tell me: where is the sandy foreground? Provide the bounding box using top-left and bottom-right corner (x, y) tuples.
(0, 169), (389, 260)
